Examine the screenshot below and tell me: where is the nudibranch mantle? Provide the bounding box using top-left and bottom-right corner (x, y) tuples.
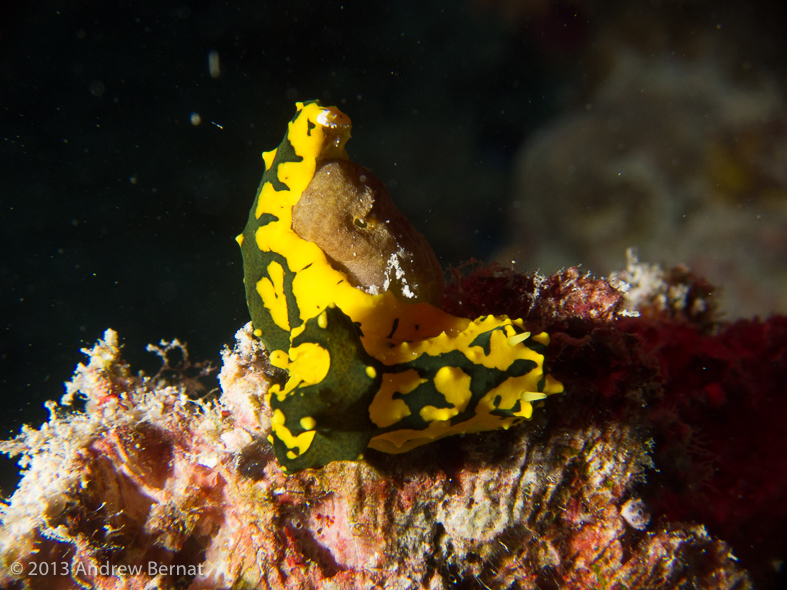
(238, 100), (563, 473)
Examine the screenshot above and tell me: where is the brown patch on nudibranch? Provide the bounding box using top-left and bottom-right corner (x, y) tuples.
(293, 159), (444, 306)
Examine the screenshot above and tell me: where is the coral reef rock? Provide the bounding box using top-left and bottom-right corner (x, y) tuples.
(2, 269), (763, 589)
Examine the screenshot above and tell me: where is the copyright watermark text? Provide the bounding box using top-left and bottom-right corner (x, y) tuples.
(9, 560), (204, 578)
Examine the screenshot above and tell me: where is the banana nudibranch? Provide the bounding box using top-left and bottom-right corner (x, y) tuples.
(238, 100), (563, 473)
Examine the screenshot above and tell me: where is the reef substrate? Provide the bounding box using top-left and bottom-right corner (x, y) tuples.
(3, 255), (783, 589)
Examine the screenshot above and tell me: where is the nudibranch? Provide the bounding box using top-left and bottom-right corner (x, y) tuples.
(238, 100), (563, 473)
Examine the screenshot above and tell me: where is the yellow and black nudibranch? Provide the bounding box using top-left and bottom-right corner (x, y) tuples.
(238, 101), (563, 473)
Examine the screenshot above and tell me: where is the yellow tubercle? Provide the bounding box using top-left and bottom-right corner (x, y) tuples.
(262, 148), (277, 171)
(420, 405), (459, 422)
(269, 349), (289, 369)
(433, 366), (472, 412)
(271, 409), (317, 457)
(257, 261), (289, 331)
(368, 370), (421, 428)
(284, 342), (331, 391)
(508, 331), (530, 346)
